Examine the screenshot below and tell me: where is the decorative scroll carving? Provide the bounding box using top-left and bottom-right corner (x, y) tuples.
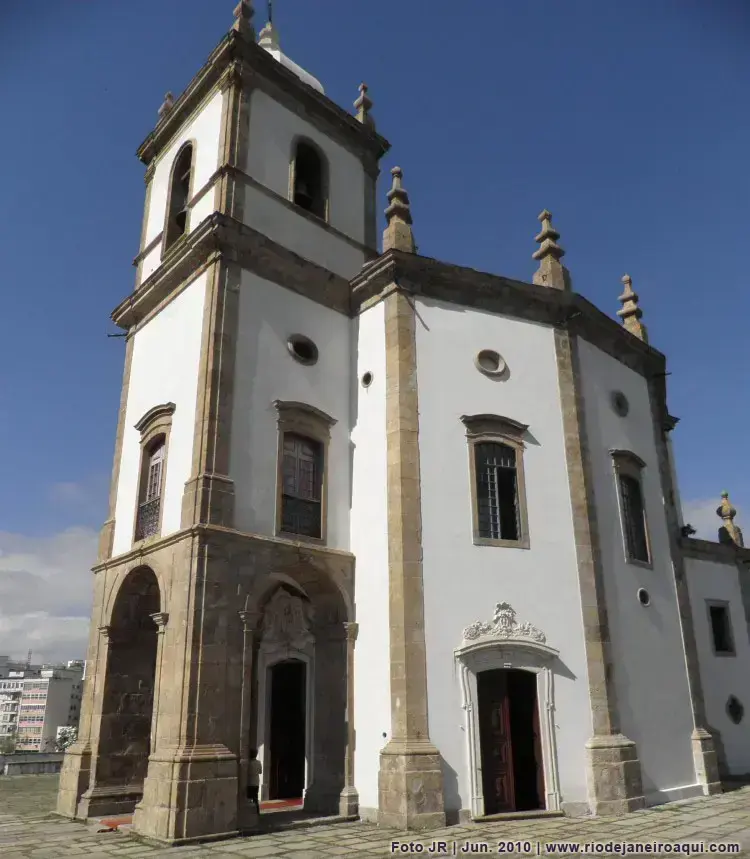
(462, 602), (546, 645)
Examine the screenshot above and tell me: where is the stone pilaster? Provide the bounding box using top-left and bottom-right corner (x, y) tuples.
(340, 621), (359, 817)
(56, 574), (108, 818)
(237, 609), (260, 831)
(554, 326), (645, 814)
(648, 375), (721, 795)
(133, 536), (239, 844)
(181, 256), (240, 528)
(97, 334), (135, 562)
(378, 287), (445, 830)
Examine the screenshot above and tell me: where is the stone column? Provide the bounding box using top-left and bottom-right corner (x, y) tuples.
(339, 621), (359, 817)
(378, 287), (446, 830)
(237, 609), (259, 830)
(554, 326), (644, 815)
(148, 612), (169, 753)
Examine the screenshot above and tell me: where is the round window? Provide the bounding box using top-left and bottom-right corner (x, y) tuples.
(287, 334), (318, 365)
(475, 349), (507, 376)
(611, 391), (630, 417)
(361, 371), (373, 388)
(637, 588), (650, 606)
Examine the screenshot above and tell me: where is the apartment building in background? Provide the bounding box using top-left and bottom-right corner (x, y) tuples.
(1, 661), (85, 752)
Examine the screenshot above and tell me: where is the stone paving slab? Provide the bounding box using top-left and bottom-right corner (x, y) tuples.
(0, 776), (748, 857)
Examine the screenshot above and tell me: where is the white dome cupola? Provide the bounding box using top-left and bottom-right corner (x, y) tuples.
(257, 19), (325, 94)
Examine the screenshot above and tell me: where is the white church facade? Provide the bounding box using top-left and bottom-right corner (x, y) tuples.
(57, 1), (750, 845)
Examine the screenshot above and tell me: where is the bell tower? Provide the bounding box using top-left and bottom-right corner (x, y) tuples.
(57, 0), (390, 845)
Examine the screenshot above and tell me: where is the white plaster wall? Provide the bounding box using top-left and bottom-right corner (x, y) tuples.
(415, 298), (591, 815)
(349, 302), (390, 813)
(243, 185), (366, 280)
(112, 275), (207, 556)
(578, 338), (697, 801)
(230, 271), (351, 550)
(246, 89), (366, 244)
(686, 557), (750, 774)
(138, 89), (224, 283)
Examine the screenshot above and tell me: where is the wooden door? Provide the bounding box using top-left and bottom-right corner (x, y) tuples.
(478, 670), (515, 814)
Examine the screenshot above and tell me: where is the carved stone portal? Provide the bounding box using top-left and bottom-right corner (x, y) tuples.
(455, 602), (561, 818)
(260, 588), (314, 652)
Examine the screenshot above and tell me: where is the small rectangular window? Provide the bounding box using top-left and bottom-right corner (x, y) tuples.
(281, 433), (323, 539)
(475, 442), (520, 542)
(708, 603), (735, 656)
(618, 472), (649, 563)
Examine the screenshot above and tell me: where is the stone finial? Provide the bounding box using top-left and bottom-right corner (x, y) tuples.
(354, 83), (375, 129)
(233, 0), (255, 39)
(717, 491), (744, 547)
(382, 167), (415, 253)
(258, 19), (279, 50)
(157, 92), (174, 120)
(532, 209), (571, 291)
(617, 274), (649, 343)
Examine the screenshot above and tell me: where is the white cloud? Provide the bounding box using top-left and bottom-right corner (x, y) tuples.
(681, 498), (721, 541)
(0, 527), (97, 664)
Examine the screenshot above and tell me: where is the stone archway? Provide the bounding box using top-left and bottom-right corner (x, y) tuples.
(455, 602), (562, 818)
(244, 566), (352, 818)
(96, 566), (161, 798)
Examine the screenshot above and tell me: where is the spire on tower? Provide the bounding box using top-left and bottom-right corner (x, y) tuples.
(383, 167), (415, 253)
(532, 209), (570, 291)
(717, 491), (744, 547)
(354, 83), (375, 129)
(233, 0), (255, 39)
(157, 92), (174, 120)
(617, 274), (648, 343)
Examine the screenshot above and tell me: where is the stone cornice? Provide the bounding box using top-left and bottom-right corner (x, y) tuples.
(137, 32), (389, 168)
(680, 537), (750, 565)
(112, 213), (352, 328)
(351, 250), (667, 380)
(92, 522), (356, 574)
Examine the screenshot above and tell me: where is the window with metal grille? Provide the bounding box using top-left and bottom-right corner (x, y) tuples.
(475, 442), (520, 542)
(708, 604), (734, 655)
(136, 440), (164, 540)
(281, 433), (323, 538)
(618, 473), (649, 562)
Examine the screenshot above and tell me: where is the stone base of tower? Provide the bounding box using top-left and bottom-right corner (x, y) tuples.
(132, 745), (239, 845)
(586, 734), (645, 815)
(377, 740), (446, 830)
(691, 727), (723, 795)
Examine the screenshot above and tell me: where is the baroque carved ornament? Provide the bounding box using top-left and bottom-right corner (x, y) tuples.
(462, 602), (547, 646)
(261, 588), (314, 651)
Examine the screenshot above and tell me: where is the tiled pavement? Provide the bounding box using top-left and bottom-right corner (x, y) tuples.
(1, 776), (749, 858)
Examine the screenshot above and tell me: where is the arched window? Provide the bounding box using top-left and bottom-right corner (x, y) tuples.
(136, 438), (165, 541)
(291, 141), (327, 220)
(164, 143), (193, 250)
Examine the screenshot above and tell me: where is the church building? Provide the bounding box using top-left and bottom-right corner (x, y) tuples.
(57, 1), (750, 845)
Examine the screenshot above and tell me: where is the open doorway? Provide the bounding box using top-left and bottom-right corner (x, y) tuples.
(268, 660), (306, 800)
(477, 668), (544, 814)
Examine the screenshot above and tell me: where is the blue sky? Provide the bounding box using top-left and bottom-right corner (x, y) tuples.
(0, 1), (747, 660)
